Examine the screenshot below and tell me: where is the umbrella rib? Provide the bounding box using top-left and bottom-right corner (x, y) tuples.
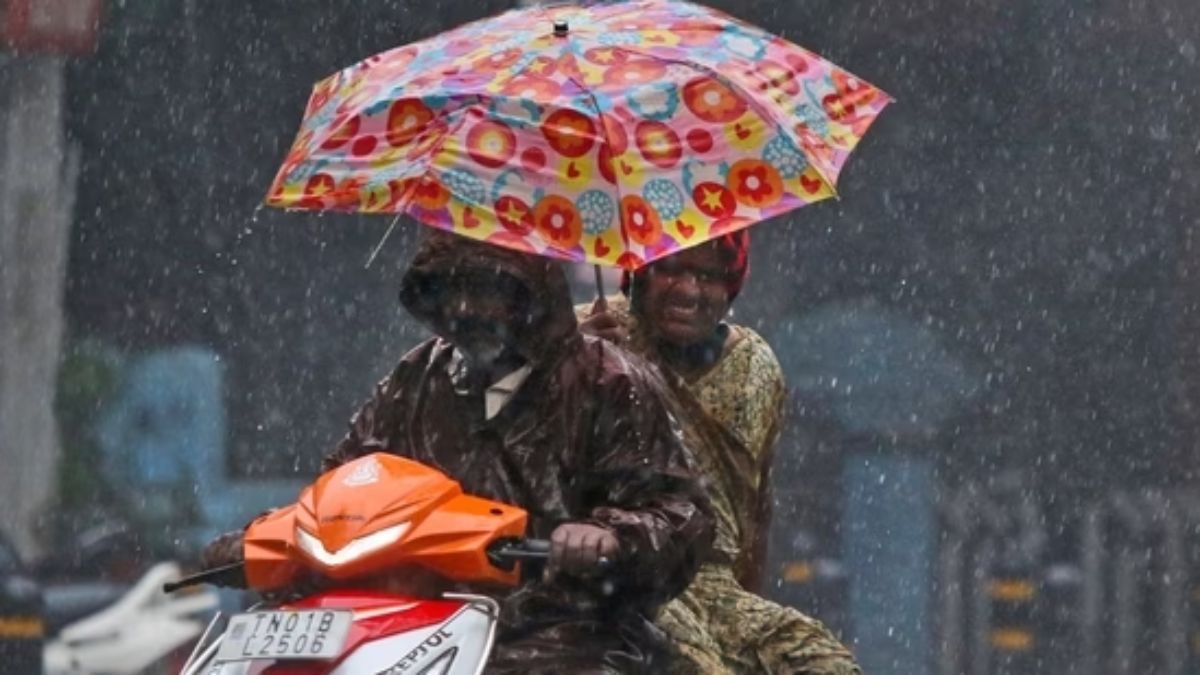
(365, 213), (403, 268)
(564, 69), (628, 266)
(618, 43), (841, 193)
(486, 28), (571, 102)
(363, 104), (471, 268)
(569, 61), (623, 292)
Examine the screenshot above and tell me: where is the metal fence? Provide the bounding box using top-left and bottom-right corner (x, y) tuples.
(936, 486), (1200, 675)
(768, 482), (1200, 674)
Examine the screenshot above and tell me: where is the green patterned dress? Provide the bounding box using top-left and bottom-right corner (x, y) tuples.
(577, 297), (860, 674)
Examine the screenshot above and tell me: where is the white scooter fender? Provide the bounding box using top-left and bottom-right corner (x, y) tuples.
(45, 562), (220, 675)
(183, 593), (499, 675)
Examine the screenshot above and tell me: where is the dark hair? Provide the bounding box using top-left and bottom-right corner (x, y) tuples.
(621, 229), (751, 301)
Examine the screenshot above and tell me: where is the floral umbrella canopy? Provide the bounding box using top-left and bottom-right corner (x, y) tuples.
(266, 0), (891, 269)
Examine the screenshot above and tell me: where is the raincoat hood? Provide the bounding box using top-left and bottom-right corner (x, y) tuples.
(398, 231), (578, 365)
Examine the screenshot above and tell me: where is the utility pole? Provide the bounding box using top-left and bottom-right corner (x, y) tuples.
(0, 53), (73, 557)
(0, 0), (100, 557)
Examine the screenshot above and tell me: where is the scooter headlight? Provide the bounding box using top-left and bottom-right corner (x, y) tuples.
(295, 522), (411, 567)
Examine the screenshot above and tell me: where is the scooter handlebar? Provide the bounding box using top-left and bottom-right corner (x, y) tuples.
(487, 538), (614, 572)
(486, 538), (551, 566)
(162, 562), (247, 594)
(167, 538), (602, 592)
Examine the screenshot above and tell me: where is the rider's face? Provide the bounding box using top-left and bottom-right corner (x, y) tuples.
(439, 271), (528, 366)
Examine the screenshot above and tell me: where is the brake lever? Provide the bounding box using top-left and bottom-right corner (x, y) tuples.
(163, 562), (247, 593)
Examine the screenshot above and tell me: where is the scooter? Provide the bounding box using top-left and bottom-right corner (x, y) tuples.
(169, 453), (553, 674)
(43, 561), (220, 674)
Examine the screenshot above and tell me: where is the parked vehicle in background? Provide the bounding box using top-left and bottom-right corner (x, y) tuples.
(0, 529), (44, 673)
(43, 561), (219, 675)
(0, 521), (219, 674)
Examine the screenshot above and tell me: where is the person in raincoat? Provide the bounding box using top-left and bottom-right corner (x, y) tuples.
(204, 231), (713, 674)
(578, 231), (860, 675)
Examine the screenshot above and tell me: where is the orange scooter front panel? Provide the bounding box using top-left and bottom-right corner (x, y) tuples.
(382, 492), (527, 585)
(247, 454), (530, 589)
(242, 505), (304, 591)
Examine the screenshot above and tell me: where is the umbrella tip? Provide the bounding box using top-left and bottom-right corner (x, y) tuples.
(553, 19), (569, 37)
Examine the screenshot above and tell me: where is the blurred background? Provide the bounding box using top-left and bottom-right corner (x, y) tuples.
(1, 0), (1198, 673)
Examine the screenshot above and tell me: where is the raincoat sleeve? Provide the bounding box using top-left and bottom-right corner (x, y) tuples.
(581, 353), (714, 607)
(321, 364), (406, 473)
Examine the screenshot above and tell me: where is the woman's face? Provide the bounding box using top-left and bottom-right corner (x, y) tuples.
(639, 243), (732, 347)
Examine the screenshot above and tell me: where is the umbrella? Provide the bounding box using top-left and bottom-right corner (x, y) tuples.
(265, 0), (890, 269)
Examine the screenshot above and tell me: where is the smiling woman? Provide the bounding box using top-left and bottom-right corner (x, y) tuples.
(623, 234), (750, 379)
(576, 233), (861, 674)
(638, 246), (737, 362)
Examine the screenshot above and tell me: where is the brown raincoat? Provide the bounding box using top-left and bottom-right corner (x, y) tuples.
(323, 234), (713, 674)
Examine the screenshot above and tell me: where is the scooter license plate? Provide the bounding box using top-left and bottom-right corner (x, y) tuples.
(215, 609), (353, 663)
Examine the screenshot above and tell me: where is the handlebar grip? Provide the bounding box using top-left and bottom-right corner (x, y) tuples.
(486, 538), (613, 572)
(486, 538), (551, 569)
(522, 539), (551, 555)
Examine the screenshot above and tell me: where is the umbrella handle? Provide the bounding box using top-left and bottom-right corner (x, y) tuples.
(593, 265), (608, 312)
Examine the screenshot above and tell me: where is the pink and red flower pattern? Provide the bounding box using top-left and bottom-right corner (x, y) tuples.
(267, 0), (890, 269)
